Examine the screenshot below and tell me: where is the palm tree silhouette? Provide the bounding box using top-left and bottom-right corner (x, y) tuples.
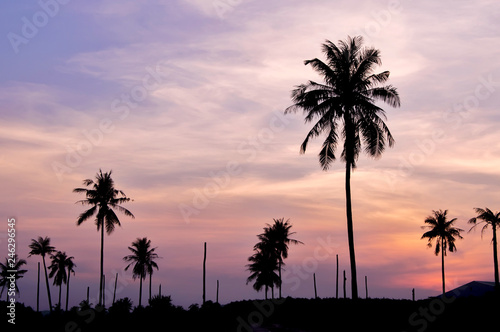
(48, 251), (75, 309)
(65, 255), (76, 311)
(0, 255), (27, 300)
(468, 207), (500, 290)
(421, 209), (463, 295)
(256, 218), (303, 298)
(123, 237), (159, 307)
(285, 36), (400, 299)
(28, 236), (56, 312)
(74, 169), (134, 306)
(246, 249), (280, 300)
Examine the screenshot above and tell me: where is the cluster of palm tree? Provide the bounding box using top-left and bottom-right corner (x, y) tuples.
(74, 169), (161, 308)
(421, 208), (500, 295)
(246, 218), (303, 299)
(285, 35), (499, 300)
(27, 236), (76, 312)
(4, 36), (498, 313)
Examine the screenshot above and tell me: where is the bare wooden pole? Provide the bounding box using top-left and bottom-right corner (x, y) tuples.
(412, 288), (415, 301)
(159, 284), (162, 297)
(216, 280), (219, 304)
(313, 273), (318, 299)
(203, 242), (207, 305)
(343, 270), (347, 299)
(365, 276), (368, 299)
(86, 286), (89, 303)
(336, 255), (339, 299)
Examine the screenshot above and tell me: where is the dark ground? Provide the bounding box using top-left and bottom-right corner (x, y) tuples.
(1, 292), (499, 331)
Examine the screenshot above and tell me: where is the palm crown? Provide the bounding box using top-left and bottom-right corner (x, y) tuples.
(285, 35), (400, 170)
(74, 169), (134, 234)
(28, 236), (56, 258)
(421, 209), (463, 256)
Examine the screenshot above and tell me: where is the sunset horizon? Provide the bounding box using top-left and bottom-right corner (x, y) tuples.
(1, 0), (500, 317)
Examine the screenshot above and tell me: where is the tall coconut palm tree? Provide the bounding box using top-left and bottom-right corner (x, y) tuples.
(421, 209), (463, 295)
(246, 249), (280, 300)
(74, 169), (134, 306)
(285, 36), (400, 299)
(0, 255), (27, 300)
(468, 207), (500, 290)
(48, 251), (75, 309)
(256, 218), (303, 298)
(123, 237), (159, 307)
(28, 236), (56, 312)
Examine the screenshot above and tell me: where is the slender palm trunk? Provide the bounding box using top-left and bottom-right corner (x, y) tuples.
(99, 224), (104, 306)
(265, 285), (268, 300)
(441, 238), (445, 295)
(113, 273), (118, 305)
(149, 273), (152, 303)
(278, 260), (282, 298)
(37, 262), (40, 312)
(345, 162), (358, 299)
(492, 223), (499, 290)
(99, 220), (104, 306)
(139, 276), (143, 307)
(42, 256), (53, 312)
(66, 272), (71, 311)
(103, 274), (106, 306)
(58, 284), (62, 309)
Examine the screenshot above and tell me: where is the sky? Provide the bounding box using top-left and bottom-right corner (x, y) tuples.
(1, 0), (500, 311)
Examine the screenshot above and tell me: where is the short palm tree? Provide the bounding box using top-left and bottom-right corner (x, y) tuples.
(28, 236), (56, 312)
(48, 251), (75, 309)
(468, 207), (500, 290)
(0, 255), (27, 300)
(246, 249), (280, 300)
(285, 36), (400, 299)
(256, 218), (303, 298)
(123, 237), (159, 307)
(421, 209), (463, 295)
(74, 169), (134, 306)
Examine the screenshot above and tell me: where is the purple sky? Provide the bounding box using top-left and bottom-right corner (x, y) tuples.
(1, 0), (500, 310)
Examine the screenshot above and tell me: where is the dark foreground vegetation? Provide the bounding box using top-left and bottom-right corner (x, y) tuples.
(2, 292), (499, 332)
